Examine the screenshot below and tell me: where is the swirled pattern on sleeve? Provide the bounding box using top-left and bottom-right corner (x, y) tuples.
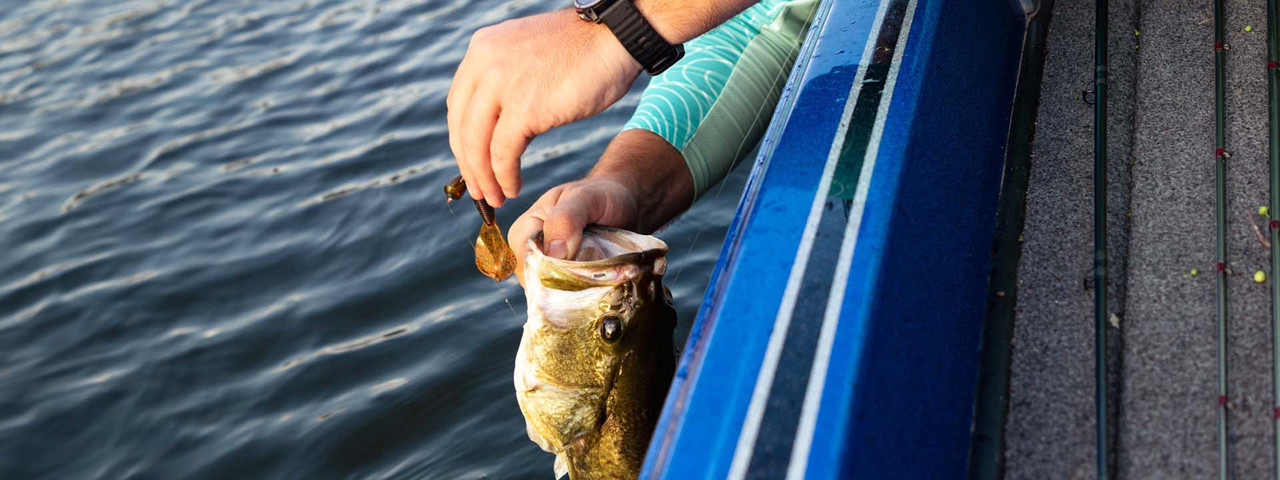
(623, 0), (818, 198)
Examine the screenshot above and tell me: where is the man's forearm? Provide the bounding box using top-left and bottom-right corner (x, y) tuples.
(633, 0), (760, 44)
(586, 130), (693, 234)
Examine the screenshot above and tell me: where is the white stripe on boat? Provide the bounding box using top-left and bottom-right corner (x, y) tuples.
(726, 0), (894, 477)
(785, 1), (919, 477)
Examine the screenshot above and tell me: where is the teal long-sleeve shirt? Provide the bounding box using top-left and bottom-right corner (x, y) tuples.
(623, 0), (819, 199)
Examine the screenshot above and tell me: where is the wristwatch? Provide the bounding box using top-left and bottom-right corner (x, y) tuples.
(573, 0), (684, 75)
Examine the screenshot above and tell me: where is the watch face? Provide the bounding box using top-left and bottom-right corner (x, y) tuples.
(572, 0), (604, 9)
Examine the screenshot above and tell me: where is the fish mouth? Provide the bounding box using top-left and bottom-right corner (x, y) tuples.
(531, 227), (666, 262)
(525, 226), (667, 291)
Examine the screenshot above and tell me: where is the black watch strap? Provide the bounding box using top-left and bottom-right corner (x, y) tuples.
(586, 0), (684, 75)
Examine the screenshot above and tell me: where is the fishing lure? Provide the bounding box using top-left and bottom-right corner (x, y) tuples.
(445, 175), (516, 281)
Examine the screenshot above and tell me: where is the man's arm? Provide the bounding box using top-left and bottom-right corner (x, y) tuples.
(631, 0), (765, 45)
(446, 1), (757, 208)
(506, 0), (817, 283)
(508, 129), (693, 283)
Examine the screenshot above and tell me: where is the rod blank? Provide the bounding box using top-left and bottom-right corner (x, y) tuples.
(1093, 0), (1109, 478)
(1267, 0), (1280, 476)
(1212, 0), (1229, 477)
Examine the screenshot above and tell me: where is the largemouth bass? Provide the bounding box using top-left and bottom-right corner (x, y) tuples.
(515, 226), (676, 479)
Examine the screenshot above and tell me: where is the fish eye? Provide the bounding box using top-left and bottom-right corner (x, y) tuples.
(600, 316), (623, 343)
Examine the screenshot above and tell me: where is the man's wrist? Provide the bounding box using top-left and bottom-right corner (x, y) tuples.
(629, 0), (757, 44)
(571, 9), (644, 76)
(569, 1), (757, 75)
(574, 0), (683, 75)
(588, 130), (693, 233)
(629, 0), (690, 44)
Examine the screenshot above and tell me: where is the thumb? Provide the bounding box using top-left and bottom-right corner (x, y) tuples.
(542, 187), (599, 260)
(508, 207), (546, 287)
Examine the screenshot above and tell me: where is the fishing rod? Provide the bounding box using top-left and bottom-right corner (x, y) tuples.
(1093, 0), (1109, 477)
(1269, 0), (1280, 475)
(1212, 0), (1230, 476)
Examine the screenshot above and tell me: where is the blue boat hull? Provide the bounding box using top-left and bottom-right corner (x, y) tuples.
(643, 0), (1029, 477)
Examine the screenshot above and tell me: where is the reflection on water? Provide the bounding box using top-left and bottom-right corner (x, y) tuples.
(0, 0), (746, 478)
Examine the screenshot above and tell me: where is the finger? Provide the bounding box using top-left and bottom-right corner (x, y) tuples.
(491, 113), (532, 199)
(509, 186), (566, 286)
(461, 86), (506, 207)
(508, 206), (547, 287)
(448, 114), (475, 200)
(447, 64), (479, 199)
(510, 207), (547, 259)
(542, 187), (599, 260)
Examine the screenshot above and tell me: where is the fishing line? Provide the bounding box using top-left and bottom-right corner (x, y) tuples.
(446, 203), (478, 250)
(669, 229), (699, 285)
(1212, 0), (1230, 475)
(445, 201), (521, 320)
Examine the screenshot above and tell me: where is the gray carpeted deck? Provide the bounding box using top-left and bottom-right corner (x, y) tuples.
(1005, 0), (1275, 477)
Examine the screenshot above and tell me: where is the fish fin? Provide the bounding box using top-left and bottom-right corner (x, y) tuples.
(554, 453), (569, 479)
(526, 421), (554, 452)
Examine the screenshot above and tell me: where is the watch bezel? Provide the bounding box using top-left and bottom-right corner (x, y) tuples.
(573, 0), (615, 22)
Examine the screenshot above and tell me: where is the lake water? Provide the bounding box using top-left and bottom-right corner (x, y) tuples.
(0, 0), (748, 478)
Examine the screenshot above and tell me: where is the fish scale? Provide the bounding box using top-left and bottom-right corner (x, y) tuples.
(515, 226), (676, 479)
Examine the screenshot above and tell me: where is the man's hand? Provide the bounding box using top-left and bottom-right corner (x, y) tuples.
(448, 10), (641, 208)
(448, 0), (761, 208)
(508, 130), (693, 285)
(509, 178), (640, 283)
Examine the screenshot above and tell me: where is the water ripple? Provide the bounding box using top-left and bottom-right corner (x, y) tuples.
(62, 172), (147, 212)
(66, 60), (206, 109)
(0, 0), (739, 478)
(277, 323), (418, 373)
(206, 53), (300, 86)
